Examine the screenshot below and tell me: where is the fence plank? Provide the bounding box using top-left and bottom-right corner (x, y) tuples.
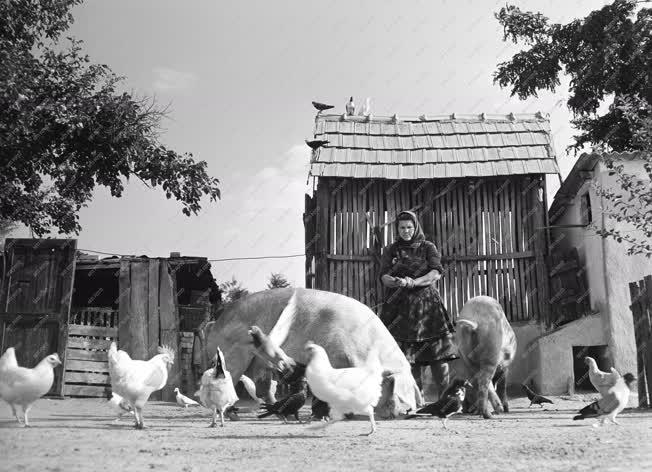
(65, 359), (109, 373)
(67, 337), (112, 350)
(65, 371), (110, 384)
(67, 348), (108, 361)
(629, 281), (649, 407)
(64, 384), (107, 397)
(644, 275), (652, 407)
(67, 325), (117, 338)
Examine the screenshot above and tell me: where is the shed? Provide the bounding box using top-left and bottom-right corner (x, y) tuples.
(0, 240), (219, 400)
(304, 112), (561, 325)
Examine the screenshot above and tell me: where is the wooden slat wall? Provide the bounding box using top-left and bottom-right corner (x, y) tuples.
(64, 307), (117, 397)
(629, 275), (652, 408)
(312, 176), (550, 323)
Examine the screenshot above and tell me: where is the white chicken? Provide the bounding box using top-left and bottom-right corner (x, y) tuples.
(198, 346), (239, 427)
(585, 357), (621, 396)
(305, 342), (383, 435)
(108, 391), (134, 422)
(0, 347), (61, 426)
(107, 342), (175, 429)
(174, 387), (200, 408)
(574, 372), (636, 426)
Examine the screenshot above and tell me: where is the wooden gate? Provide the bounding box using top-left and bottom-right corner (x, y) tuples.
(63, 307), (118, 397)
(0, 238), (77, 396)
(629, 275), (652, 408)
(306, 176), (550, 323)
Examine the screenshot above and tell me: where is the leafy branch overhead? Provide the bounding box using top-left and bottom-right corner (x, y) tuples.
(0, 0), (220, 236)
(495, 1), (652, 257)
(494, 0), (651, 152)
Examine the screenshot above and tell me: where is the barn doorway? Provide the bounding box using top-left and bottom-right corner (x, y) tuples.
(573, 345), (610, 392)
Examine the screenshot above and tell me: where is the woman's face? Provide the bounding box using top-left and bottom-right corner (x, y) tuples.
(397, 219), (415, 241)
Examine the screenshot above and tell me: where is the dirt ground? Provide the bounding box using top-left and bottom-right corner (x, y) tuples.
(1, 394), (651, 472)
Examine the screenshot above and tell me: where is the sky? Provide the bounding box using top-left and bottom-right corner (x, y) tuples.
(10, 0), (611, 291)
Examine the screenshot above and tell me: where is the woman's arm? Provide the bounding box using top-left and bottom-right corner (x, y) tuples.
(408, 269), (441, 287)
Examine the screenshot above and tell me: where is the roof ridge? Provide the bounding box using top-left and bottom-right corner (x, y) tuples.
(315, 112), (549, 123)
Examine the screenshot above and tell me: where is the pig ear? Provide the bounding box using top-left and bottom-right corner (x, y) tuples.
(456, 319), (478, 331)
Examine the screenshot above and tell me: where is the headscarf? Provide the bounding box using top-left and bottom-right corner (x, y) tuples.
(395, 210), (425, 249)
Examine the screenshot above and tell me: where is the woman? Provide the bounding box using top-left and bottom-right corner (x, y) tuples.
(379, 210), (457, 400)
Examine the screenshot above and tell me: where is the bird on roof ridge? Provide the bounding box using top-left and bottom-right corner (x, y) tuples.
(508, 112), (516, 121)
(419, 114), (427, 121)
(391, 114), (399, 123)
(345, 97), (355, 116)
(305, 139), (329, 150)
(479, 112), (487, 121)
(450, 113), (457, 120)
(312, 101), (334, 113)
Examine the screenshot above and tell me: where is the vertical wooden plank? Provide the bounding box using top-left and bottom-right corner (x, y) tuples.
(147, 259), (160, 359)
(480, 180), (490, 298)
(644, 276), (652, 407)
(488, 180), (498, 302)
(468, 181), (478, 299)
(630, 281), (649, 407)
(118, 260), (133, 354)
(531, 177), (547, 324)
(501, 178), (514, 320)
(159, 260), (180, 402)
(315, 181), (329, 291)
(514, 179), (527, 320)
(128, 260), (149, 361)
(452, 181), (464, 312)
(445, 181), (457, 316)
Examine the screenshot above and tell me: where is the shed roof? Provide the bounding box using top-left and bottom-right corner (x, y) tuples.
(309, 113), (560, 180)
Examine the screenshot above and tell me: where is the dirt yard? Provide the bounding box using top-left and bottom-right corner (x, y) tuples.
(1, 395), (651, 472)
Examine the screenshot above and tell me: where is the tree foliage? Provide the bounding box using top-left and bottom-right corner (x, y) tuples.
(0, 0), (220, 236)
(494, 0), (651, 152)
(267, 272), (290, 289)
(219, 277), (249, 305)
(495, 1), (652, 256)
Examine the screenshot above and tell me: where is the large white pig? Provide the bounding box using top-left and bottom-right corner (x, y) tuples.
(193, 288), (423, 418)
(453, 296), (517, 419)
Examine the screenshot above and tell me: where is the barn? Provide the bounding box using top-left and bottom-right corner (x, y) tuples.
(303, 111), (561, 387)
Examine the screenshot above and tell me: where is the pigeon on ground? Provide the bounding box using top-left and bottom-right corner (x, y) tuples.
(258, 378), (308, 423)
(174, 387), (200, 408)
(0, 347), (61, 427)
(522, 384), (554, 408)
(573, 372), (636, 427)
(405, 379), (471, 431)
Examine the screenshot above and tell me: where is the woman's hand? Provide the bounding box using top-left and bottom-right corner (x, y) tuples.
(381, 274), (402, 288)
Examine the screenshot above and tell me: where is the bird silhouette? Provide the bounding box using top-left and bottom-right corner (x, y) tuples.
(305, 139), (329, 150)
(522, 383), (554, 407)
(312, 101), (334, 113)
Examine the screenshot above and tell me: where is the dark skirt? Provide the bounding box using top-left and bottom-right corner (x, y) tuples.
(381, 284), (458, 363)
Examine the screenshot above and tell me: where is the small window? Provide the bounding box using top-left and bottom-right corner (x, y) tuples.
(580, 193), (592, 226)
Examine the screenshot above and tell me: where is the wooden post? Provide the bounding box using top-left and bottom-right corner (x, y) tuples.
(159, 260), (180, 402)
(315, 181), (330, 291)
(644, 275), (652, 407)
(531, 177), (550, 325)
(629, 280), (649, 407)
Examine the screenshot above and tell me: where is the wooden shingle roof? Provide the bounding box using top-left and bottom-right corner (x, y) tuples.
(309, 113), (560, 180)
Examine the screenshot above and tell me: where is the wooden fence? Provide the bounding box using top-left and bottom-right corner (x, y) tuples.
(629, 275), (652, 408)
(306, 176), (550, 323)
(64, 307), (117, 397)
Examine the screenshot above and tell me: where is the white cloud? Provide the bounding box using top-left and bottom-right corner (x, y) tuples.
(152, 67), (197, 92)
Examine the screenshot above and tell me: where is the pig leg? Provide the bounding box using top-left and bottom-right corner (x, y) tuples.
(493, 366), (509, 413)
(474, 366), (496, 419)
(487, 382), (504, 414)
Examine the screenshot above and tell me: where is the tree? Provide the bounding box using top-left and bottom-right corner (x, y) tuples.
(0, 0), (220, 236)
(219, 277), (249, 305)
(494, 1), (652, 256)
(267, 272), (290, 289)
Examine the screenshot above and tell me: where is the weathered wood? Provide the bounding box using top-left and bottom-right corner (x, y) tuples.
(64, 371), (109, 384)
(128, 261), (149, 360)
(629, 281), (649, 407)
(67, 324), (117, 338)
(63, 384), (107, 397)
(67, 337), (112, 350)
(65, 359), (109, 373)
(159, 260), (180, 402)
(66, 348), (108, 361)
(644, 276), (652, 407)
(531, 179), (548, 324)
(147, 259), (161, 359)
